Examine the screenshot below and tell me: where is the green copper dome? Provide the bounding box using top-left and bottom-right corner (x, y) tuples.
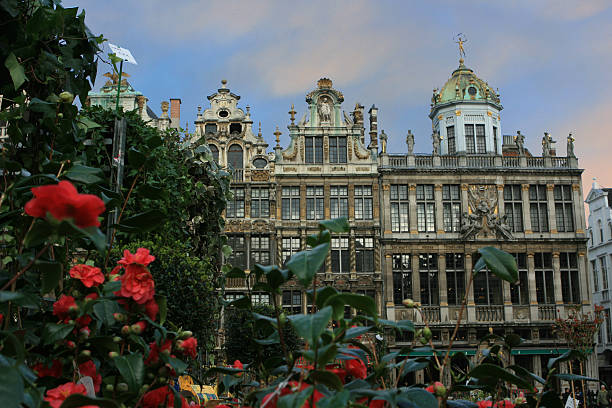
(431, 58), (501, 108)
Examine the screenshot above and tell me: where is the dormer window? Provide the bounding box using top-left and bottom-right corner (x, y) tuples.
(218, 110), (229, 118)
(468, 86), (477, 96)
(465, 124), (486, 154)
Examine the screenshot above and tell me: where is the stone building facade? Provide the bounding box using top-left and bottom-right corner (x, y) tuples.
(586, 180), (612, 384)
(196, 59), (594, 384)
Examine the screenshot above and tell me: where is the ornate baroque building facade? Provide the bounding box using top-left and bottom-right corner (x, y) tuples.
(194, 59), (593, 383)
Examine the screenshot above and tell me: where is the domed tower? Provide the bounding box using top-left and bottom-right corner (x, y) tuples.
(429, 58), (502, 155)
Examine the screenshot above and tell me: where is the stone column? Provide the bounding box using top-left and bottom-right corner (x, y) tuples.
(245, 185), (251, 219)
(496, 184), (505, 215)
(503, 279), (512, 322)
(300, 184), (307, 221)
(435, 184), (444, 234)
(348, 184), (355, 221)
(521, 184), (532, 234)
(244, 232), (251, 272)
(546, 184), (557, 234)
(438, 253), (448, 321)
(382, 184), (391, 235)
(527, 253), (538, 321)
(349, 230), (356, 278)
(409, 184), (417, 234)
(465, 253), (475, 322)
(276, 232), (283, 265)
(384, 253), (395, 321)
(573, 183), (585, 234)
(373, 183), (380, 223)
(553, 252), (564, 315)
(461, 184), (469, 215)
(579, 252), (590, 306)
(324, 184), (331, 219)
(412, 253), (421, 323)
(276, 186), (283, 220)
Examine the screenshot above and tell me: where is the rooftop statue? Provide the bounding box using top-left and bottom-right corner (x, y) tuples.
(406, 130), (414, 155)
(567, 133), (575, 158)
(432, 131), (441, 156)
(514, 130), (525, 156)
(380, 130), (388, 154)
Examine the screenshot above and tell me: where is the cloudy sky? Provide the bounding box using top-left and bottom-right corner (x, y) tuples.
(67, 0), (612, 195)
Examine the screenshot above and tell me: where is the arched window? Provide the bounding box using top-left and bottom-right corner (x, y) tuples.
(228, 144), (243, 169)
(209, 144), (219, 163)
(599, 220), (604, 243)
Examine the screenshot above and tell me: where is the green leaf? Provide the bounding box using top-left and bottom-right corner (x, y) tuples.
(468, 363), (532, 389)
(66, 223), (106, 253)
(41, 323), (74, 345)
(113, 353), (144, 392)
(0, 366), (24, 408)
(308, 370), (343, 390)
(318, 217), (350, 233)
(555, 373), (602, 383)
(93, 300), (121, 327)
(473, 257), (486, 273)
(447, 400), (478, 408)
(253, 331), (280, 345)
(477, 247), (518, 283)
(285, 242), (329, 287)
(38, 261), (62, 294)
(59, 394), (119, 408)
(65, 164), (104, 184)
(311, 286), (338, 309)
(166, 357), (188, 376)
(277, 386), (313, 408)
(344, 326), (372, 340)
(116, 210), (165, 233)
(222, 245), (233, 257)
(547, 349), (585, 370)
(398, 360), (429, 378)
(288, 306), (332, 345)
(76, 116), (101, 131)
(372, 318), (415, 332)
(4, 53), (26, 90)
(324, 293), (376, 319)
(0, 291), (39, 309)
(306, 230), (331, 247)
(128, 147), (147, 168)
(398, 388), (438, 408)
(24, 220), (53, 248)
(316, 390), (349, 408)
(155, 295), (167, 325)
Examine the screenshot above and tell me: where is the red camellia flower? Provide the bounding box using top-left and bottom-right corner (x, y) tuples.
(262, 381), (323, 408)
(142, 386), (188, 408)
(345, 357), (367, 379)
(145, 298), (159, 320)
(118, 264), (155, 304)
(178, 336), (197, 359)
(145, 340), (173, 365)
(325, 365), (347, 384)
(33, 359), (63, 378)
(477, 401), (493, 408)
(75, 315), (92, 328)
(69, 264), (104, 287)
(25, 181), (105, 228)
(494, 401), (515, 408)
(84, 293), (99, 301)
(53, 295), (77, 320)
(44, 382), (94, 408)
(79, 360), (102, 393)
(119, 248), (156, 267)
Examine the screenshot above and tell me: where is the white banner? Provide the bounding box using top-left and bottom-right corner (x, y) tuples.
(108, 43), (137, 65)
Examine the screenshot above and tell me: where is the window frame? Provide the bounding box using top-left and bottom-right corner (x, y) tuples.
(281, 186), (300, 220)
(534, 252), (555, 304)
(330, 186), (348, 219)
(227, 187), (245, 218)
(419, 253), (439, 305)
(442, 185), (461, 232)
(355, 237), (374, 273)
(503, 185), (523, 232)
(529, 185), (549, 232)
(392, 254), (412, 305)
(390, 185), (410, 232)
(560, 252), (580, 304)
(416, 184), (436, 232)
(354, 185), (373, 220)
(554, 185), (574, 232)
(250, 187), (269, 218)
(328, 136), (347, 164)
(445, 253), (465, 305)
(306, 186), (325, 220)
(331, 237), (350, 273)
(305, 136), (323, 164)
(250, 235), (270, 267)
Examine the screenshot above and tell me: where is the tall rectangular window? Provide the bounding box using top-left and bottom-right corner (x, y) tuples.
(560, 252), (580, 304)
(493, 126), (498, 154)
(250, 235), (270, 266)
(592, 260), (599, 292)
(282, 290), (302, 315)
(331, 237), (349, 273)
(390, 185), (409, 232)
(529, 185), (549, 232)
(281, 186), (300, 220)
(355, 237), (374, 272)
(442, 185), (461, 232)
(476, 124), (486, 153)
(602, 256), (609, 290)
(465, 124), (475, 153)
(329, 136), (347, 163)
(227, 235), (246, 269)
(250, 187), (269, 218)
(330, 186), (348, 219)
(534, 253), (554, 304)
(447, 126), (456, 154)
(281, 237), (300, 265)
(473, 253), (503, 305)
(510, 253), (529, 305)
(306, 186), (325, 220)
(305, 136), (323, 163)
(503, 185), (523, 232)
(227, 187), (245, 218)
(354, 186), (373, 220)
(419, 254), (439, 305)
(393, 254), (412, 305)
(554, 185), (574, 232)
(446, 253), (465, 305)
(416, 185), (435, 232)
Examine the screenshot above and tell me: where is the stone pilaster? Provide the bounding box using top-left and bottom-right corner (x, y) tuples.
(373, 183), (380, 221)
(546, 184), (557, 233)
(382, 184), (391, 234)
(435, 184), (444, 234)
(348, 184), (355, 220)
(461, 183), (469, 215)
(438, 253), (449, 321)
(572, 183), (585, 233)
(496, 184), (505, 216)
(465, 254), (475, 322)
(409, 184), (417, 234)
(553, 252), (564, 309)
(300, 184), (306, 221)
(579, 252), (590, 305)
(521, 184), (532, 234)
(412, 253), (421, 323)
(324, 184), (331, 219)
(527, 253), (538, 321)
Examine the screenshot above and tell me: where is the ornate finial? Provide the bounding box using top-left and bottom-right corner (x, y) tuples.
(289, 104), (296, 125)
(274, 126), (281, 146)
(454, 33), (467, 60)
(246, 105), (251, 119)
(161, 101), (169, 118)
(221, 79), (227, 88)
(317, 78), (333, 89)
(258, 122), (262, 138)
(197, 105), (202, 114)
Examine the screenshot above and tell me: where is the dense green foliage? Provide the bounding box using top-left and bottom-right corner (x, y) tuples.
(224, 304), (301, 368)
